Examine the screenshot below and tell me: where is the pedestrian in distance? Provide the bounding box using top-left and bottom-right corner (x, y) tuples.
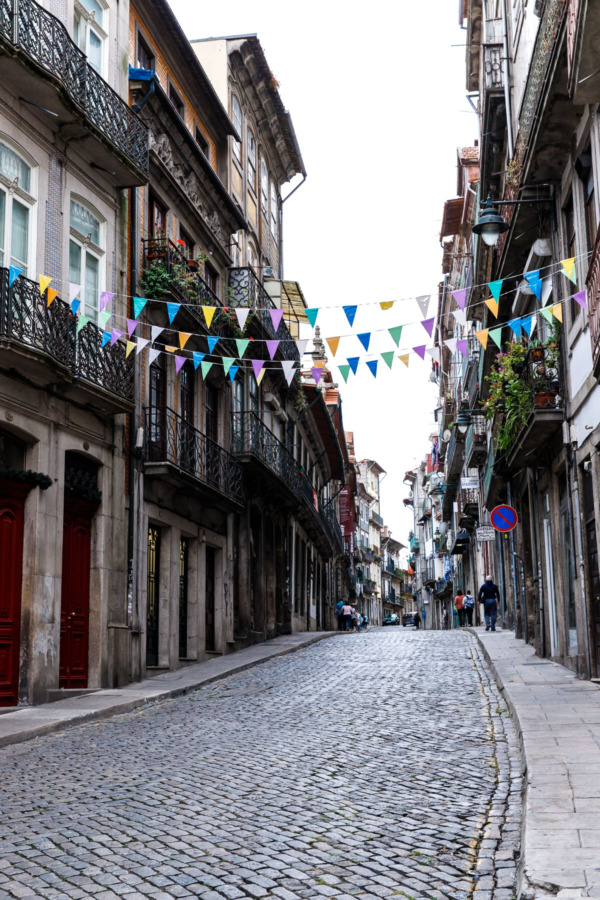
(413, 610), (421, 630)
(463, 589), (475, 627)
(336, 598), (345, 631)
(354, 609), (362, 632)
(478, 575), (500, 631)
(341, 602), (354, 631)
(454, 590), (466, 627)
(442, 608), (448, 630)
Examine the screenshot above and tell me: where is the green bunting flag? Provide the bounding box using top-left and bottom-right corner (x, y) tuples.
(381, 351), (395, 369)
(388, 325), (403, 347)
(200, 361), (213, 379)
(222, 357), (235, 375)
(235, 338), (250, 358)
(540, 307), (554, 324)
(489, 327), (503, 349)
(338, 364), (351, 383)
(76, 315), (89, 333)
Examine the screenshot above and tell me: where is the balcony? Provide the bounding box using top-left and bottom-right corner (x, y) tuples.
(141, 239), (222, 310)
(465, 418), (488, 468)
(505, 348), (564, 470)
(364, 579), (377, 593)
(370, 510), (384, 527)
(322, 503), (343, 549)
(0, 268), (133, 411)
(588, 225), (600, 380)
(228, 268), (299, 361)
(445, 428), (465, 479)
(424, 559), (436, 585)
(409, 535), (420, 553)
(385, 558), (396, 574)
(0, 0), (148, 185)
(144, 407), (243, 506)
(457, 488), (479, 528)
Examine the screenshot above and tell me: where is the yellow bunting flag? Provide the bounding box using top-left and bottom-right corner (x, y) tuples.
(202, 306), (216, 328)
(475, 328), (489, 350)
(46, 288), (58, 308)
(326, 337), (340, 357)
(126, 340), (136, 358)
(257, 369), (266, 386)
(485, 298), (499, 318)
(398, 354), (410, 367)
(39, 275), (52, 295)
(551, 303), (563, 322)
(379, 301), (394, 311)
(314, 359), (326, 368)
(179, 332), (192, 350)
(560, 257), (576, 283)
(165, 345), (177, 353)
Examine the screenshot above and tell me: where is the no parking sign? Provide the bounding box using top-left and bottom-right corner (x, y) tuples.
(490, 505), (518, 532)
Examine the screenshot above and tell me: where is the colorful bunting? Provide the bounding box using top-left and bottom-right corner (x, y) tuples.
(573, 290), (587, 309)
(357, 333), (371, 352)
(46, 288), (58, 308)
(136, 337), (149, 355)
(551, 303), (563, 323)
(426, 347), (440, 363)
(416, 295), (430, 318)
(69, 283), (81, 305)
(269, 309), (284, 331)
(229, 366), (239, 383)
(192, 352), (205, 369)
(167, 302), (180, 324)
(101, 331), (111, 348)
(236, 338), (250, 358)
(151, 326), (163, 344)
(338, 364), (351, 383)
(489, 327), (503, 349)
(388, 326), (403, 347)
(281, 360), (297, 386)
(343, 305), (357, 327)
(148, 347), (161, 366)
(326, 336), (340, 357)
(165, 345), (177, 353)
(39, 275), (52, 295)
(252, 360), (265, 380)
(421, 317), (435, 338)
(445, 338), (458, 354)
(381, 351), (394, 369)
(207, 336), (220, 354)
(507, 319), (522, 338)
(126, 340), (136, 359)
(347, 357), (359, 375)
(174, 355), (186, 374)
(71, 299), (81, 316)
(76, 315), (89, 333)
(99, 291), (114, 312)
(266, 340), (279, 359)
(296, 339), (309, 357)
(257, 369), (266, 386)
(305, 308), (319, 328)
(311, 368), (323, 386)
(488, 279), (503, 301)
(475, 329), (489, 350)
(222, 357), (236, 376)
(202, 306), (216, 328)
(8, 266), (22, 287)
(398, 354), (410, 367)
(413, 345), (426, 360)
(133, 297), (148, 318)
(452, 309), (467, 327)
(200, 361), (213, 380)
(110, 329), (123, 346)
(452, 289), (467, 310)
(98, 310), (111, 330)
(179, 332), (192, 350)
(456, 339), (468, 358)
(521, 315), (535, 337)
(366, 360), (378, 378)
(540, 307), (554, 325)
(380, 301), (394, 311)
(485, 298), (499, 318)
(236, 309), (250, 330)
(561, 258), (577, 284)
(524, 270), (542, 299)
(127, 318), (138, 338)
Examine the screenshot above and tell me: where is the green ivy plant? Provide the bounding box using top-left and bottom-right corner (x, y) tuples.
(483, 342), (532, 452)
(139, 262), (171, 299)
(0, 467), (52, 490)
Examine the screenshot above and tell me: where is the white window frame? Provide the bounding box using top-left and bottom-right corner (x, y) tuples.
(260, 156), (268, 216)
(74, 0), (108, 76)
(247, 128), (257, 192)
(69, 196), (105, 323)
(270, 181), (278, 238)
(0, 137), (37, 278)
(231, 95), (242, 162)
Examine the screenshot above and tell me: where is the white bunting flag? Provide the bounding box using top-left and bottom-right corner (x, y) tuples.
(148, 347), (161, 366)
(281, 360), (297, 386)
(416, 295), (430, 318)
(151, 325), (164, 344)
(296, 339), (309, 357)
(136, 337), (150, 355)
(452, 309), (467, 327)
(235, 308), (250, 330)
(444, 338), (458, 354)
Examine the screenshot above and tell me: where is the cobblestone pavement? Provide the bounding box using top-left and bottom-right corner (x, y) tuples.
(0, 630), (522, 900)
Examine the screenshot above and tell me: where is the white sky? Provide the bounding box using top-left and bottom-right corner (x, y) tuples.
(170, 0), (475, 543)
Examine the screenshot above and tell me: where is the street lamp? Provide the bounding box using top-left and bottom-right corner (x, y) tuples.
(455, 410), (471, 436)
(473, 195), (510, 247)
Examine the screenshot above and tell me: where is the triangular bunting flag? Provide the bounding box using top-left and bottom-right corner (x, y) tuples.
(136, 338), (149, 355)
(235, 308), (250, 330)
(366, 360), (378, 378)
(452, 309), (467, 327)
(201, 361), (213, 380)
(126, 340), (136, 358)
(398, 354), (410, 367)
(175, 355), (186, 374)
(98, 310), (111, 330)
(551, 304), (563, 323)
(71, 298), (81, 316)
(296, 339), (309, 357)
(207, 336), (220, 354)
(202, 306), (216, 328)
(541, 278), (553, 307)
(133, 297), (148, 319)
(8, 266), (22, 287)
(326, 337), (340, 357)
(489, 327), (503, 349)
(445, 338), (458, 354)
(485, 298), (499, 318)
(311, 367), (323, 385)
(229, 366), (239, 383)
(456, 340), (468, 358)
(561, 258), (577, 284)
(338, 364), (351, 383)
(573, 290), (587, 308)
(313, 359), (326, 368)
(416, 295), (430, 318)
(343, 305), (357, 327)
(388, 326), (402, 347)
(165, 345), (177, 353)
(76, 315), (89, 333)
(148, 348), (161, 366)
(179, 332), (192, 350)
(222, 357), (236, 375)
(101, 331), (111, 348)
(507, 319), (522, 338)
(236, 338), (250, 358)
(281, 360), (296, 386)
(257, 369), (266, 387)
(347, 357), (359, 375)
(426, 347), (440, 362)
(252, 359), (265, 380)
(305, 308), (319, 328)
(524, 269), (542, 299)
(192, 352), (205, 369)
(540, 307), (554, 324)
(110, 329), (123, 346)
(381, 351), (394, 369)
(99, 291), (114, 312)
(46, 288), (58, 308)
(167, 302), (180, 324)
(151, 326), (163, 344)
(39, 275), (52, 295)
(421, 317), (435, 338)
(488, 279), (503, 301)
(379, 301), (394, 311)
(521, 315), (535, 337)
(413, 345), (426, 360)
(269, 309), (284, 331)
(69, 283), (80, 305)
(127, 318), (138, 338)
(266, 340), (279, 359)
(357, 333), (371, 352)
(452, 289), (467, 310)
(475, 329), (489, 350)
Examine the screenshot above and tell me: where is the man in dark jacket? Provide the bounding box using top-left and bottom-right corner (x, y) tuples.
(478, 576), (500, 631)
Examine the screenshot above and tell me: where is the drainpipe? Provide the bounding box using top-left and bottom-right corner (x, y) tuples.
(279, 173), (307, 280)
(500, 0), (515, 158)
(128, 184), (141, 682)
(506, 483), (520, 637)
(566, 435), (591, 678)
(529, 466), (546, 658)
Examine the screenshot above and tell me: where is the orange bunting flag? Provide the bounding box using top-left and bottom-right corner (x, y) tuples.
(46, 288), (58, 308)
(39, 275), (52, 295)
(551, 303), (563, 323)
(314, 359), (326, 368)
(379, 301), (394, 311)
(165, 345), (177, 353)
(485, 298), (499, 318)
(398, 354), (410, 367)
(326, 336), (340, 357)
(179, 332), (192, 350)
(202, 306), (216, 328)
(126, 340), (136, 358)
(475, 328), (489, 350)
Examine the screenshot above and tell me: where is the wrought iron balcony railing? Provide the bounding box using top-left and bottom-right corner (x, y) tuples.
(364, 578), (377, 592)
(322, 503), (343, 548)
(142, 238), (222, 309)
(144, 407), (243, 505)
(370, 510), (384, 526)
(228, 267), (299, 361)
(588, 225), (600, 377)
(0, 0), (148, 175)
(0, 268), (133, 406)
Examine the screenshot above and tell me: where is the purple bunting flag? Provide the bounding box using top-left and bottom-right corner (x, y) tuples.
(175, 355), (186, 374)
(452, 289), (467, 310)
(421, 317), (435, 338)
(413, 345), (426, 360)
(270, 309), (284, 331)
(252, 359), (265, 380)
(127, 318), (138, 338)
(266, 340), (279, 359)
(110, 329), (123, 347)
(456, 339), (468, 358)
(311, 367), (323, 386)
(573, 290), (587, 309)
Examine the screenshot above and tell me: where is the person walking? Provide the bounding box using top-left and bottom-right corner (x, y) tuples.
(354, 609), (362, 632)
(463, 589), (475, 626)
(413, 610), (421, 630)
(336, 599), (345, 631)
(478, 575), (500, 631)
(454, 590), (466, 627)
(341, 602), (354, 632)
(442, 608), (448, 630)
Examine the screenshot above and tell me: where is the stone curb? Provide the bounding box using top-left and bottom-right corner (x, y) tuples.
(0, 631), (336, 750)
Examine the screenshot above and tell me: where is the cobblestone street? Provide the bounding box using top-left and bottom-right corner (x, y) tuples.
(0, 630), (521, 900)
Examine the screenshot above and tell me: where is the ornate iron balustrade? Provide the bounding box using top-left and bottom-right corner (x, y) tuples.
(588, 226), (600, 375)
(364, 579), (377, 592)
(370, 510), (384, 526)
(465, 417), (487, 467)
(142, 238), (222, 308)
(0, 0), (148, 174)
(409, 535), (420, 552)
(458, 488), (480, 524)
(228, 268), (299, 361)
(323, 503), (343, 548)
(145, 407), (243, 505)
(424, 559), (436, 584)
(0, 268), (133, 405)
(483, 43), (504, 93)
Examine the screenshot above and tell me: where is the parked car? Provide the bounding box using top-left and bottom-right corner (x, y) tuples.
(382, 613), (400, 626)
(402, 613), (415, 627)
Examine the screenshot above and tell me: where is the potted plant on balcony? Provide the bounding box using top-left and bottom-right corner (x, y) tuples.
(146, 231), (168, 261)
(484, 342), (532, 452)
(139, 261), (171, 299)
(529, 339), (545, 362)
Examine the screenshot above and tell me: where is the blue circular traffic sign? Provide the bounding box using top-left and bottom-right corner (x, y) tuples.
(490, 505), (518, 532)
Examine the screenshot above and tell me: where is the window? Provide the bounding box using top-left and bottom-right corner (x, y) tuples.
(179, 226), (194, 260)
(205, 383), (218, 443)
(0, 141), (33, 276)
(563, 196), (579, 324)
(169, 83), (184, 119)
(69, 199), (103, 322)
(136, 32), (154, 71)
(204, 262), (218, 298)
(248, 373), (258, 413)
(248, 243), (257, 272)
(232, 95), (242, 161)
(581, 155), (597, 253)
(195, 127), (209, 158)
(260, 157), (268, 216)
(270, 181), (278, 238)
(74, 0), (106, 75)
(247, 129), (256, 190)
(149, 193), (167, 236)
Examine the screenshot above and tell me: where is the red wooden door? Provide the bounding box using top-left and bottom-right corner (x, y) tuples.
(59, 500), (93, 689)
(0, 482), (27, 706)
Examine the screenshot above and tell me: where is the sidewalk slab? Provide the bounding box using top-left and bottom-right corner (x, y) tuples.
(471, 626), (600, 899)
(0, 631), (335, 750)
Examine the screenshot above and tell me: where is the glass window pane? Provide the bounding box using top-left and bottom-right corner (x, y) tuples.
(81, 0), (103, 26)
(69, 240), (82, 286)
(88, 29), (102, 73)
(0, 142), (31, 193)
(70, 199), (100, 244)
(84, 252), (99, 320)
(10, 200), (28, 274)
(0, 190), (5, 266)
